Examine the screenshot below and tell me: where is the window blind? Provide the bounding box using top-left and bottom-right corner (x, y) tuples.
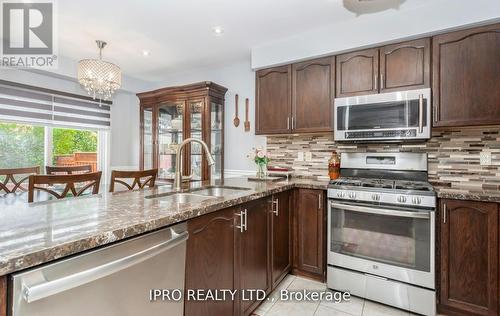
(0, 82), (111, 129)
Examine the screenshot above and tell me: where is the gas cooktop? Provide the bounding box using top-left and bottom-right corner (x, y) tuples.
(329, 177), (434, 193)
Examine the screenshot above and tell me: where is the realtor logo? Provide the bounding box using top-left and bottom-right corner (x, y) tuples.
(1, 0), (57, 68)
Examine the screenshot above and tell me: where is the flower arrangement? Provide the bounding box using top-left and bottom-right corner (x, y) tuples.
(247, 147), (270, 178)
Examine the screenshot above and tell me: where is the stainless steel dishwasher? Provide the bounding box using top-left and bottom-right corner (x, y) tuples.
(11, 222), (188, 316)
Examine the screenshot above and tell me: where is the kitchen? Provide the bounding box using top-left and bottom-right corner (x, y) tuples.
(1, 1), (500, 316)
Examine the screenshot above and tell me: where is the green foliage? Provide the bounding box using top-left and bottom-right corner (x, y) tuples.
(0, 122), (45, 169)
(52, 128), (97, 163)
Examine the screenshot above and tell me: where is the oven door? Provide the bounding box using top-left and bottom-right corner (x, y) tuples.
(327, 200), (435, 289)
(334, 88), (431, 141)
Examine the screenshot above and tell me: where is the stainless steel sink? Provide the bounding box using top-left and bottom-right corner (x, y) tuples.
(145, 192), (214, 204)
(190, 186), (251, 197)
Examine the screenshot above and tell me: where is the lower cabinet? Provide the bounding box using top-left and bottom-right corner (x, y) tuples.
(1, 275), (6, 316)
(235, 197), (272, 316)
(293, 189), (326, 281)
(271, 190), (292, 288)
(438, 199), (499, 316)
(185, 206), (238, 316)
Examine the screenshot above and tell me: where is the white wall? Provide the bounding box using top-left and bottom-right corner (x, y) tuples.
(251, 0), (500, 69)
(152, 59), (266, 174)
(0, 68), (141, 170)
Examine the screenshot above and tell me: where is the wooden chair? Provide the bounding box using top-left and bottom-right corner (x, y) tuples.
(46, 165), (92, 175)
(28, 171), (102, 203)
(109, 169), (158, 193)
(0, 166), (40, 194)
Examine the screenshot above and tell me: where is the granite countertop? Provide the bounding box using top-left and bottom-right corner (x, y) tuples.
(0, 177), (328, 276)
(433, 185), (500, 203)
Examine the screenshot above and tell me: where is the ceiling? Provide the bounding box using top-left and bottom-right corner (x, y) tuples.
(57, 0), (431, 82)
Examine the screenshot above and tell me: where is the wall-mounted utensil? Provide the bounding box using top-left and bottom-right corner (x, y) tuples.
(244, 98), (250, 132)
(233, 94), (240, 127)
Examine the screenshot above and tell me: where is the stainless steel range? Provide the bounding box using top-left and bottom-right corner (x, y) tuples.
(327, 153), (436, 316)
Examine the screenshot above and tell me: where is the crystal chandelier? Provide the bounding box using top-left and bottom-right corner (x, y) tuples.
(78, 40), (121, 100)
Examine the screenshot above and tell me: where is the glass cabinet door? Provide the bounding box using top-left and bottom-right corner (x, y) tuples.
(142, 106), (154, 170)
(210, 101), (223, 181)
(157, 102), (184, 179)
(189, 101), (203, 181)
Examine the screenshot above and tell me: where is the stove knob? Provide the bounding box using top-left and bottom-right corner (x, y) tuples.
(397, 195), (407, 203)
(348, 192), (356, 199)
(337, 191), (346, 198)
(412, 197), (422, 205)
(371, 194), (380, 201)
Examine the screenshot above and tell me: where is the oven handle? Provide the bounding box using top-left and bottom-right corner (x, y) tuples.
(330, 202), (430, 219)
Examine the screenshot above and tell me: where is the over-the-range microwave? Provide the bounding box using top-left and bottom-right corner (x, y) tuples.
(334, 88), (431, 142)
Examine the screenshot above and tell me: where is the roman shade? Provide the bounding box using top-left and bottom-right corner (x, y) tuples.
(0, 82), (111, 129)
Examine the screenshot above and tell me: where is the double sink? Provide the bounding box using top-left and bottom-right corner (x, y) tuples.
(145, 186), (251, 204)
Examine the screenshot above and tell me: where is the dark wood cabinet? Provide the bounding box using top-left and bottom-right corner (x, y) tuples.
(292, 57), (335, 133)
(293, 189), (325, 281)
(380, 38), (430, 92)
(336, 48), (379, 97)
(432, 24), (500, 127)
(236, 197), (272, 316)
(438, 199), (499, 316)
(255, 66), (292, 135)
(0, 275), (6, 316)
(137, 82), (227, 181)
(271, 190), (292, 288)
(185, 206), (237, 316)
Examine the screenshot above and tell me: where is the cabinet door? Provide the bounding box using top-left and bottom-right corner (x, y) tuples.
(236, 198), (271, 316)
(439, 199), (498, 316)
(380, 38), (430, 92)
(294, 189), (325, 281)
(185, 207), (237, 316)
(157, 101), (185, 179)
(433, 24), (500, 127)
(140, 105), (155, 170)
(0, 275), (6, 316)
(255, 66), (292, 134)
(292, 57), (335, 133)
(336, 48), (379, 97)
(271, 190), (292, 287)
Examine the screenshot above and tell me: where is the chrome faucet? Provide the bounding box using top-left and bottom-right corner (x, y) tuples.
(173, 138), (215, 191)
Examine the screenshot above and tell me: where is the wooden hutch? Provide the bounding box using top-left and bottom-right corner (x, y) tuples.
(137, 82), (227, 182)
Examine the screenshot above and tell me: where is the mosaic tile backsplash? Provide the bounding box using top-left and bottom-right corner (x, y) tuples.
(266, 127), (500, 190)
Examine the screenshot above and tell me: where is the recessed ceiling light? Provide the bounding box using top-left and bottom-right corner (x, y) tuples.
(142, 50), (150, 56)
(212, 26), (224, 36)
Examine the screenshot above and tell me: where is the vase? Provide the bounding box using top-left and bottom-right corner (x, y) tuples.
(256, 163), (266, 179)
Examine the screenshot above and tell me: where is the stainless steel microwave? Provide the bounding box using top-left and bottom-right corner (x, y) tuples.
(334, 88), (431, 142)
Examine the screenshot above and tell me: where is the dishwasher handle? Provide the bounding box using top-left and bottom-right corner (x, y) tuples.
(22, 229), (188, 303)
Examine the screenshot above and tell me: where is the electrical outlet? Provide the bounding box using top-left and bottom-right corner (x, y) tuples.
(480, 152), (492, 166)
(297, 152), (304, 161)
(305, 152), (312, 161)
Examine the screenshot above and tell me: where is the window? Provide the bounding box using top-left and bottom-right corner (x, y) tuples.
(0, 122), (45, 169)
(0, 121), (102, 173)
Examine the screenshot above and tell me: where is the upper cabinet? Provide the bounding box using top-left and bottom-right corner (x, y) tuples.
(380, 38), (430, 93)
(336, 48), (379, 97)
(432, 24), (500, 127)
(292, 57), (335, 133)
(256, 58), (334, 135)
(255, 65), (292, 135)
(137, 82), (227, 182)
(336, 39), (430, 98)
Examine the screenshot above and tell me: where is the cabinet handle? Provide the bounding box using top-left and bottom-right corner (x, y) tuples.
(236, 209), (247, 232)
(243, 209), (248, 231)
(374, 74), (378, 90)
(380, 74), (384, 89)
(318, 193), (322, 210)
(443, 203), (447, 224)
(272, 198), (279, 216)
(292, 117), (295, 130)
(287, 117), (290, 130)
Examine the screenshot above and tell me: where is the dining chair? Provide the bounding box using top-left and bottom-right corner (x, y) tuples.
(28, 171), (102, 203)
(45, 165), (92, 175)
(0, 166), (40, 194)
(109, 169), (158, 193)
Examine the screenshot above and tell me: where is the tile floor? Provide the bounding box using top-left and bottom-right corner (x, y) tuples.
(253, 275), (420, 316)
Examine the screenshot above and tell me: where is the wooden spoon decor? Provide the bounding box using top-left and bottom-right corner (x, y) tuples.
(233, 94), (240, 127)
(244, 98), (250, 132)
